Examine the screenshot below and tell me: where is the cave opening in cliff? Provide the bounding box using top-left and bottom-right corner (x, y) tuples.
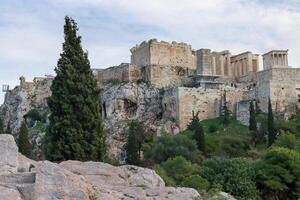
(123, 99), (137, 117)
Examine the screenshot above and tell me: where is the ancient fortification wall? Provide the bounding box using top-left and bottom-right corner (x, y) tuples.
(131, 39), (196, 69)
(163, 87), (247, 130)
(256, 68), (300, 115)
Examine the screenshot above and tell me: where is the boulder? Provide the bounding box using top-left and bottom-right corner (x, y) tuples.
(60, 160), (200, 200)
(0, 134), (18, 174)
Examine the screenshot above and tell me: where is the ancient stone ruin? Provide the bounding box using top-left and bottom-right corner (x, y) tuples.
(1, 38), (300, 159)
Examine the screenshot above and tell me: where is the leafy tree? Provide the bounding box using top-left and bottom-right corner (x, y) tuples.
(181, 175), (209, 193)
(125, 120), (145, 165)
(273, 131), (300, 152)
(222, 91), (230, 125)
(256, 147), (300, 200)
(201, 158), (259, 200)
(268, 99), (276, 146)
(44, 16), (106, 161)
(219, 136), (250, 157)
(145, 134), (197, 163)
(249, 101), (258, 132)
(18, 121), (32, 157)
(0, 117), (4, 133)
(154, 156), (200, 185)
(188, 112), (205, 153)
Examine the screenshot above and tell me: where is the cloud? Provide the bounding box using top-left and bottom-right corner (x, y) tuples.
(0, 0), (300, 104)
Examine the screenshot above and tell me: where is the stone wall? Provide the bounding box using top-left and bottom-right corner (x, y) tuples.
(141, 65), (194, 87)
(165, 86), (247, 130)
(131, 39), (196, 69)
(93, 63), (141, 88)
(256, 68), (300, 115)
(236, 100), (250, 125)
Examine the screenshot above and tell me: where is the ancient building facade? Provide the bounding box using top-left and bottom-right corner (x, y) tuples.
(262, 50), (288, 70)
(195, 49), (259, 78)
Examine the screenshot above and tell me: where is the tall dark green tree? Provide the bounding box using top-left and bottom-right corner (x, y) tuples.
(249, 101), (257, 132)
(18, 121), (32, 157)
(6, 121), (11, 134)
(0, 117), (4, 133)
(222, 91), (230, 125)
(268, 99), (276, 146)
(44, 16), (106, 161)
(188, 112), (205, 153)
(126, 120), (145, 165)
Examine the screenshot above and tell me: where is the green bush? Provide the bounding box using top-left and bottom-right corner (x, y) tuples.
(154, 156), (200, 185)
(208, 124), (218, 133)
(219, 136), (250, 157)
(273, 130), (300, 152)
(145, 133), (197, 163)
(181, 175), (209, 193)
(256, 147), (300, 200)
(200, 158), (259, 200)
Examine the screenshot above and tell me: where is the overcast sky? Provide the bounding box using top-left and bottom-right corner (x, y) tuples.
(1, 0), (300, 104)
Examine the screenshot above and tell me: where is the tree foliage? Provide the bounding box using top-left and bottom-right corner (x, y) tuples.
(256, 147), (300, 200)
(268, 99), (276, 146)
(154, 156), (200, 185)
(0, 117), (4, 133)
(145, 134), (197, 163)
(18, 121), (32, 157)
(44, 16), (106, 161)
(222, 91), (230, 125)
(125, 120), (145, 165)
(201, 158), (259, 200)
(249, 101), (257, 132)
(188, 112), (205, 153)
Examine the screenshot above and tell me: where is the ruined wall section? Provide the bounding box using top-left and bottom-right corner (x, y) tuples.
(141, 65), (194, 87)
(93, 63), (141, 88)
(256, 68), (300, 115)
(174, 87), (247, 130)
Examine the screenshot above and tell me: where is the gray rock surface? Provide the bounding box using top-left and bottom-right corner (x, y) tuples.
(101, 83), (178, 159)
(0, 134), (18, 173)
(0, 134), (202, 200)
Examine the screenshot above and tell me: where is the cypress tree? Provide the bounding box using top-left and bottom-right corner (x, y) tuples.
(268, 99), (276, 146)
(6, 122), (11, 134)
(0, 117), (4, 133)
(18, 121), (32, 157)
(188, 113), (205, 153)
(126, 121), (144, 165)
(44, 16), (106, 161)
(222, 91), (230, 125)
(249, 101), (257, 132)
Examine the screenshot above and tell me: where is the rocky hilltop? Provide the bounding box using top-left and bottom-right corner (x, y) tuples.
(0, 134), (205, 200)
(0, 80), (179, 160)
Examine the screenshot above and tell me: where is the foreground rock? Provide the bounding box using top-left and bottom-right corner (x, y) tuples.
(0, 134), (200, 199)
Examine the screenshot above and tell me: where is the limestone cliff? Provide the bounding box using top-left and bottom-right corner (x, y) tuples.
(0, 80), (178, 160)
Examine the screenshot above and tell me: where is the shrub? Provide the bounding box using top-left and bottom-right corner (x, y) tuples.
(219, 136), (250, 157)
(273, 130), (300, 151)
(201, 158), (259, 200)
(145, 133), (197, 163)
(208, 124), (218, 133)
(181, 175), (209, 193)
(256, 147), (300, 200)
(154, 156), (200, 185)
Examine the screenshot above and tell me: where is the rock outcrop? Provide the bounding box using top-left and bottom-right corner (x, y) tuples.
(101, 83), (178, 159)
(0, 134), (202, 200)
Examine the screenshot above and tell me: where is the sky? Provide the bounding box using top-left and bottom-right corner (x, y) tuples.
(1, 0), (300, 104)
